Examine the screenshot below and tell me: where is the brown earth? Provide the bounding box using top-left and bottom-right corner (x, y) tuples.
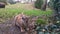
(0, 19), (21, 34)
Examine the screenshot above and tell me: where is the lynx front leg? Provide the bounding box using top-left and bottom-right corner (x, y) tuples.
(20, 27), (25, 32)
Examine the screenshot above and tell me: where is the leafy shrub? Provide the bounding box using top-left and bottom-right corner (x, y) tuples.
(56, 2), (60, 7)
(34, 0), (43, 9)
(49, 0), (60, 9)
(36, 18), (47, 25)
(48, 0), (54, 9)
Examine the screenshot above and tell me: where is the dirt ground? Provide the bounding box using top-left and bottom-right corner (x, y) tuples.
(0, 19), (22, 34)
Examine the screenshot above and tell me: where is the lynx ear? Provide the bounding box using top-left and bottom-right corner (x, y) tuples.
(20, 12), (24, 16)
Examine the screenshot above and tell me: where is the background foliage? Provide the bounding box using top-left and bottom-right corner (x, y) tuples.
(34, 0), (43, 9)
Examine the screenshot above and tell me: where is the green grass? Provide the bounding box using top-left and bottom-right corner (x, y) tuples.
(0, 3), (53, 23)
(0, 8), (52, 19)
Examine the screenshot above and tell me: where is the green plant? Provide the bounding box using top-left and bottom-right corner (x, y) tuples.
(36, 18), (47, 25)
(48, 0), (54, 9)
(34, 0), (43, 9)
(49, 0), (60, 9)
